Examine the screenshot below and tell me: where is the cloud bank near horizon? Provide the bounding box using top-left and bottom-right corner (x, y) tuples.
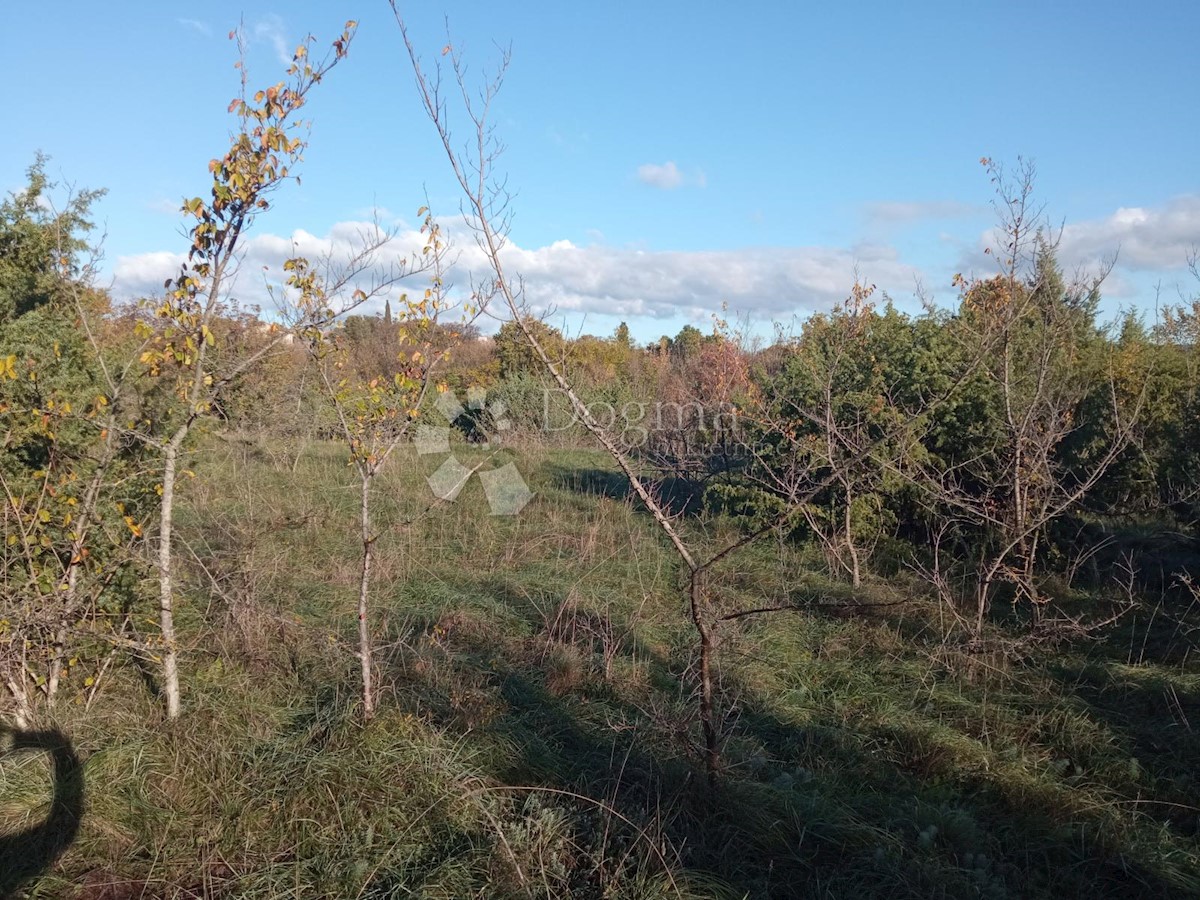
(112, 225), (922, 331)
(111, 194), (1196, 334)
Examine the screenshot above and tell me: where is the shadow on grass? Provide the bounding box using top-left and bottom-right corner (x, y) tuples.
(0, 727), (83, 898)
(376, 584), (1191, 898)
(1054, 662), (1200, 837)
(498, 668), (1191, 897)
(549, 465), (705, 517)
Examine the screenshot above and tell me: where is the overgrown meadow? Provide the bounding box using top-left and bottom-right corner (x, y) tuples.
(4, 438), (1198, 898)
(2, 14), (1199, 900)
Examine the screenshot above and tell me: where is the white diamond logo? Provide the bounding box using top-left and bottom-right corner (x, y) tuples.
(417, 387), (534, 515)
(479, 463), (535, 516)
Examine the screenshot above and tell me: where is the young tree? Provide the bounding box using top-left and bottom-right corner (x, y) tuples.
(294, 213), (472, 719)
(614, 321), (633, 350)
(670, 324), (703, 361)
(1152, 263), (1200, 526)
(494, 316), (567, 379)
(921, 160), (1143, 637)
(642, 323), (752, 487)
(136, 22), (359, 718)
(0, 161), (162, 725)
(751, 286), (925, 587)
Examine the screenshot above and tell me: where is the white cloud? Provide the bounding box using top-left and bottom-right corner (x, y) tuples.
(146, 197), (183, 215)
(113, 251), (188, 296)
(636, 161), (684, 190)
(112, 222), (429, 312)
(111, 222), (923, 325)
(546, 124), (590, 151)
(177, 18), (211, 37)
(114, 195), (1190, 325)
(252, 15), (293, 67)
(864, 200), (982, 225)
(349, 205), (408, 227)
(500, 240), (918, 320)
(961, 193), (1200, 284)
(635, 161), (707, 191)
(1057, 194), (1200, 271)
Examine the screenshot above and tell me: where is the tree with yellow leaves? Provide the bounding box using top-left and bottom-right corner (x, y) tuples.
(293, 211), (473, 719)
(133, 21), (358, 719)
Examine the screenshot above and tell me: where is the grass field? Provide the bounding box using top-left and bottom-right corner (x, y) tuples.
(3, 436), (1199, 898)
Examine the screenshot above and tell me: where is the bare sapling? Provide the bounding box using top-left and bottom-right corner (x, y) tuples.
(390, 10), (988, 782)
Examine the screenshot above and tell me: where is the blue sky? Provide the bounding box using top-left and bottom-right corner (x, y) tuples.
(3, 1), (1197, 341)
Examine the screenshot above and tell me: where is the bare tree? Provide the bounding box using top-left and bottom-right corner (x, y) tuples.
(744, 281), (909, 588)
(391, 12), (736, 777)
(918, 160), (1144, 638)
(389, 11), (970, 781)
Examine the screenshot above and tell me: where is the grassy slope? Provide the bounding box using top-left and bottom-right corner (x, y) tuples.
(4, 438), (1198, 899)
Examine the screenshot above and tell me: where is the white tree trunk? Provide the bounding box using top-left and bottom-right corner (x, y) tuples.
(358, 472), (375, 719)
(158, 436), (183, 720)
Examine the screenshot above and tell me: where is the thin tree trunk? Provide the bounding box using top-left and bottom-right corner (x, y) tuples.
(1023, 532), (1041, 629)
(45, 625), (66, 706)
(358, 471), (375, 720)
(689, 570), (719, 784)
(46, 429), (117, 708)
(158, 435), (183, 720)
(844, 483), (861, 588)
(975, 554), (1000, 639)
(4, 676), (32, 729)
(975, 579), (990, 637)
